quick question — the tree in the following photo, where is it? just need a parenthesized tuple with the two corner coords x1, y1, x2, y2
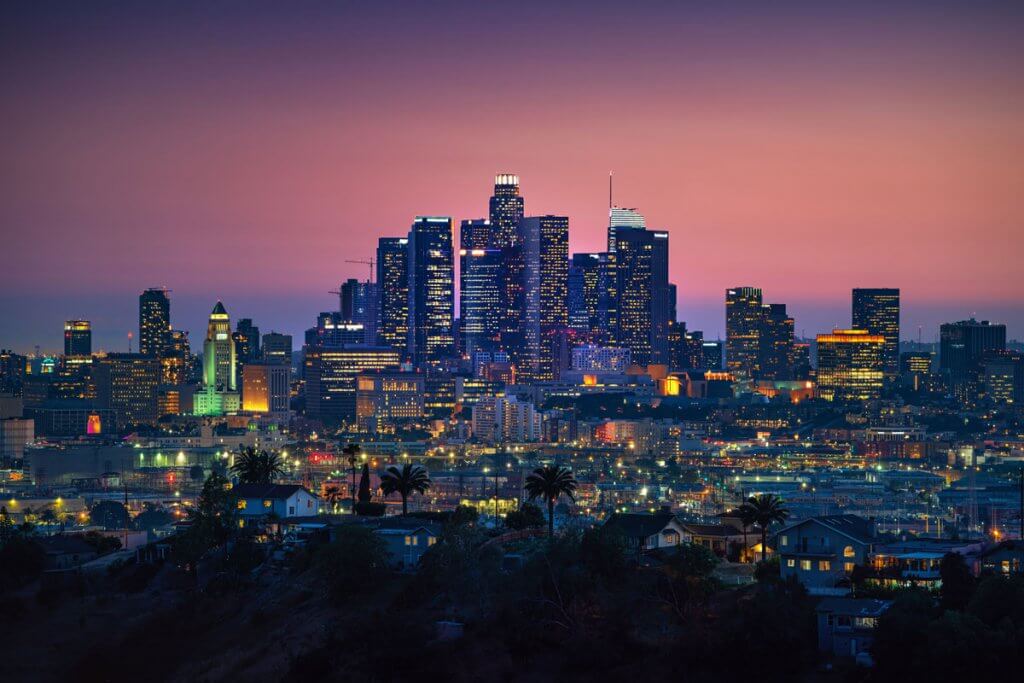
(316, 525, 387, 602)
(736, 504, 757, 563)
(524, 465, 577, 539)
(738, 493, 789, 562)
(323, 485, 344, 514)
(230, 447, 285, 484)
(380, 463, 430, 515)
(504, 502, 546, 531)
(173, 473, 236, 579)
(357, 462, 372, 504)
(90, 500, 129, 529)
(939, 551, 974, 611)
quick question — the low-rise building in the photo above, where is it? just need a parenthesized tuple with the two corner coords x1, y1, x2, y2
(234, 484, 318, 519)
(777, 515, 877, 595)
(816, 598, 891, 661)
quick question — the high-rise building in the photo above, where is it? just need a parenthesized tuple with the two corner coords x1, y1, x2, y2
(203, 301, 237, 391)
(607, 207, 646, 254)
(940, 319, 1007, 400)
(984, 351, 1024, 404)
(852, 288, 900, 377)
(262, 332, 293, 366)
(725, 287, 763, 379)
(138, 288, 171, 357)
(304, 345, 402, 424)
(614, 227, 670, 366)
(407, 216, 454, 365)
(93, 353, 161, 428)
(313, 312, 366, 347)
(702, 340, 724, 371)
(571, 345, 632, 372)
(355, 370, 425, 432)
(242, 363, 291, 416)
(63, 320, 92, 357)
(517, 215, 569, 381)
(759, 304, 795, 380)
(459, 219, 503, 358)
(233, 318, 261, 364)
(900, 351, 934, 394)
(816, 329, 886, 402)
(339, 278, 379, 344)
(488, 175, 525, 355)
(376, 236, 409, 352)
(568, 252, 617, 341)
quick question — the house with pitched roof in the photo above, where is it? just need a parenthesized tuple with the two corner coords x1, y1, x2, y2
(234, 484, 319, 520)
(602, 509, 691, 559)
(776, 515, 877, 595)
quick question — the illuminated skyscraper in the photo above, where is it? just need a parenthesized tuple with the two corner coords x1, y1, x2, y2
(376, 236, 409, 352)
(816, 329, 886, 402)
(459, 219, 502, 358)
(614, 227, 670, 366)
(138, 288, 171, 357)
(203, 301, 237, 391)
(242, 363, 290, 416)
(340, 278, 379, 344)
(261, 332, 293, 366)
(488, 175, 525, 354)
(407, 216, 454, 365)
(984, 351, 1024, 404)
(304, 344, 402, 424)
(759, 303, 795, 380)
(517, 215, 569, 381)
(607, 207, 646, 254)
(93, 353, 161, 429)
(568, 252, 617, 340)
(852, 288, 900, 377)
(233, 318, 261, 364)
(940, 318, 1006, 401)
(63, 320, 92, 357)
(725, 287, 763, 379)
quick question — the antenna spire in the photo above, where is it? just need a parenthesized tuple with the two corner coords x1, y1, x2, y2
(608, 171, 613, 210)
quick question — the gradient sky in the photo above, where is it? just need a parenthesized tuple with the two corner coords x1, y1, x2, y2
(2, 1, 1022, 353)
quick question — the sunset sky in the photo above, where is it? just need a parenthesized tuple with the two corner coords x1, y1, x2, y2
(2, 1, 1022, 353)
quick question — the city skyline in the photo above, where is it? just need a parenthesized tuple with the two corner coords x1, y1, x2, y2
(3, 1, 1023, 351)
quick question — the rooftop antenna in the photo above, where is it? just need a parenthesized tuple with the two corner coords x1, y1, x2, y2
(608, 171, 613, 210)
(127, 332, 133, 353)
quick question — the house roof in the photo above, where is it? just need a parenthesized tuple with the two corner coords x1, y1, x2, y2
(233, 484, 313, 500)
(603, 511, 678, 538)
(681, 523, 742, 538)
(816, 598, 892, 617)
(778, 515, 875, 545)
(36, 535, 97, 555)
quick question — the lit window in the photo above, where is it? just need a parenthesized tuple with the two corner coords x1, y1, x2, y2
(843, 546, 855, 558)
(428, 537, 437, 546)
(404, 536, 412, 546)
(787, 559, 795, 568)
(819, 560, 831, 571)
(263, 500, 272, 508)
(844, 562, 855, 573)
(780, 535, 788, 547)
(800, 560, 812, 571)
(237, 500, 247, 510)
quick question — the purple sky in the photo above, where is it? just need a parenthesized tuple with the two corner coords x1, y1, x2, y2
(2, 1, 1022, 353)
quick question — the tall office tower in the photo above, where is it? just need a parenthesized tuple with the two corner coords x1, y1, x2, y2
(725, 287, 763, 379)
(93, 353, 161, 429)
(242, 364, 291, 416)
(940, 319, 1007, 401)
(816, 329, 886, 402)
(852, 288, 900, 377)
(984, 351, 1024, 404)
(459, 219, 503, 358)
(376, 236, 409, 352)
(517, 215, 569, 381)
(614, 227, 670, 366)
(702, 340, 724, 371)
(668, 322, 706, 371)
(340, 278, 379, 344)
(668, 283, 678, 324)
(567, 253, 618, 340)
(759, 304, 795, 380)
(63, 320, 92, 357)
(202, 301, 237, 391)
(233, 318, 261, 364)
(262, 332, 293, 366)
(138, 288, 171, 357)
(0, 349, 27, 394)
(313, 312, 365, 346)
(355, 370, 426, 432)
(303, 344, 401, 425)
(607, 207, 646, 254)
(900, 351, 934, 393)
(791, 341, 812, 380)
(407, 216, 454, 365)
(488, 175, 525, 353)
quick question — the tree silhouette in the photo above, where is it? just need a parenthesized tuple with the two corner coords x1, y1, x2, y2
(738, 494, 790, 562)
(230, 447, 285, 484)
(524, 465, 577, 538)
(380, 464, 430, 515)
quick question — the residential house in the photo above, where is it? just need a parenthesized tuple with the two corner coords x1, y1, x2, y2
(36, 535, 98, 570)
(870, 538, 985, 588)
(816, 598, 891, 662)
(373, 524, 439, 571)
(680, 523, 749, 559)
(602, 510, 691, 559)
(234, 484, 319, 520)
(979, 540, 1024, 575)
(777, 515, 877, 595)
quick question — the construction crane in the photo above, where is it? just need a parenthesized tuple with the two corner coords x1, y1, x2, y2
(346, 259, 375, 283)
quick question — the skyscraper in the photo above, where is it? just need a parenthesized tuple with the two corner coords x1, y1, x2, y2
(93, 353, 161, 429)
(459, 219, 502, 358)
(488, 175, 525, 354)
(261, 332, 293, 366)
(233, 318, 261, 364)
(407, 216, 454, 365)
(816, 329, 886, 402)
(138, 288, 171, 357)
(940, 319, 1006, 400)
(607, 207, 646, 254)
(852, 288, 900, 377)
(725, 287, 763, 379)
(568, 252, 617, 341)
(518, 215, 569, 381)
(304, 344, 402, 425)
(63, 320, 91, 357)
(615, 227, 670, 366)
(340, 278, 379, 344)
(203, 301, 237, 391)
(376, 236, 409, 352)
(759, 303, 795, 380)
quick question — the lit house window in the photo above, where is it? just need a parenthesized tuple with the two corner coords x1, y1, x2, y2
(237, 500, 247, 510)
(263, 500, 272, 508)
(404, 535, 419, 546)
(787, 559, 795, 568)
(428, 537, 437, 546)
(780, 535, 788, 547)
(843, 546, 855, 558)
(844, 562, 855, 573)
(800, 560, 812, 571)
(819, 560, 831, 571)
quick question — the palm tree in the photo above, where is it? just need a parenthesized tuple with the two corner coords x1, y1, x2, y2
(738, 493, 790, 562)
(323, 485, 344, 514)
(380, 463, 430, 515)
(736, 505, 757, 563)
(524, 465, 577, 539)
(342, 443, 361, 502)
(230, 447, 286, 484)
